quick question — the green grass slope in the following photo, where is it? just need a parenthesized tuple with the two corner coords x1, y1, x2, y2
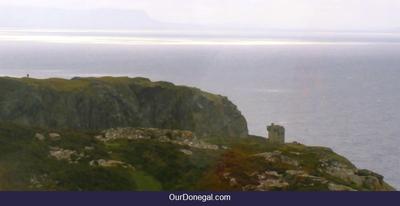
(0, 123, 393, 191)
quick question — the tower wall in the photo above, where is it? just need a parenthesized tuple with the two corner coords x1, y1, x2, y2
(267, 123, 285, 144)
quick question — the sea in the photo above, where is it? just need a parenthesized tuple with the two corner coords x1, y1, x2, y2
(0, 30, 399, 189)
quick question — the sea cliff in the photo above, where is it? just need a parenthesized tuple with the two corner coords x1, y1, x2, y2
(0, 77, 394, 191)
(0, 77, 248, 137)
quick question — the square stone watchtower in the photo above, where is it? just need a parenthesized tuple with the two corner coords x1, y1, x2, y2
(267, 123, 285, 144)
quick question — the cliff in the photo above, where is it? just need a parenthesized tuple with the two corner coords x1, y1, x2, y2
(0, 77, 248, 138)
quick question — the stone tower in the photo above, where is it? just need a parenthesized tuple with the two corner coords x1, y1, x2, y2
(267, 123, 285, 144)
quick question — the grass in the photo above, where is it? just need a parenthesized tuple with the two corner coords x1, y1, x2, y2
(17, 78, 91, 92)
(0, 122, 388, 191)
(130, 171, 162, 191)
(3, 76, 226, 104)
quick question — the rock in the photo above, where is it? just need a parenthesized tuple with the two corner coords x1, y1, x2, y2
(263, 171, 280, 178)
(321, 160, 364, 187)
(221, 146, 229, 150)
(220, 143, 395, 191)
(328, 183, 357, 191)
(280, 155, 299, 167)
(29, 174, 55, 189)
(30, 176, 43, 189)
(48, 133, 61, 141)
(49, 147, 78, 163)
(90, 159, 135, 170)
(298, 174, 329, 185)
(94, 135, 104, 141)
(254, 151, 282, 162)
(317, 159, 394, 191)
(35, 133, 45, 141)
(356, 169, 384, 183)
(255, 151, 299, 167)
(229, 178, 238, 187)
(363, 176, 382, 190)
(49, 147, 85, 164)
(285, 170, 307, 176)
(180, 149, 193, 155)
(253, 179, 289, 191)
(241, 169, 289, 191)
(98, 127, 219, 150)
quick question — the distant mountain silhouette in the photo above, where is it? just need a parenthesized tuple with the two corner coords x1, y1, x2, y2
(0, 6, 192, 30)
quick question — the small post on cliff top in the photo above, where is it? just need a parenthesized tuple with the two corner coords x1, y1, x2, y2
(267, 123, 285, 144)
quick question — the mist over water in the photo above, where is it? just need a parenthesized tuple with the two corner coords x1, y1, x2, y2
(1, 40, 400, 189)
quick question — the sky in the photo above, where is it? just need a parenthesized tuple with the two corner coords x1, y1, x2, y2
(0, 0, 399, 32)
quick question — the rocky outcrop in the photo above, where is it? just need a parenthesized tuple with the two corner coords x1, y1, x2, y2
(97, 127, 220, 150)
(49, 147, 85, 163)
(210, 143, 395, 191)
(0, 77, 248, 138)
(89, 159, 135, 170)
(0, 123, 394, 191)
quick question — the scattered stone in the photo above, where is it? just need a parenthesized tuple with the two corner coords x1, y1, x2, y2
(254, 151, 299, 167)
(289, 151, 301, 156)
(94, 135, 104, 141)
(221, 172, 238, 187)
(241, 169, 289, 191)
(223, 172, 231, 178)
(363, 176, 382, 190)
(259, 179, 289, 190)
(286, 170, 307, 176)
(321, 160, 363, 187)
(255, 171, 282, 181)
(263, 171, 281, 178)
(30, 176, 43, 189)
(298, 174, 329, 185)
(97, 127, 219, 150)
(318, 159, 394, 190)
(30, 174, 54, 189)
(49, 147, 84, 163)
(180, 149, 193, 155)
(229, 178, 238, 187)
(90, 159, 135, 170)
(328, 183, 357, 191)
(35, 133, 45, 141)
(48, 133, 61, 141)
(243, 178, 289, 191)
(356, 169, 384, 183)
(49, 147, 75, 161)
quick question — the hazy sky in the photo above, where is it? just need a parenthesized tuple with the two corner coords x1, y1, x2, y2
(0, 0, 399, 31)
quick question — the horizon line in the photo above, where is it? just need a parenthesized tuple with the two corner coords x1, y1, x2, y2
(1, 33, 399, 46)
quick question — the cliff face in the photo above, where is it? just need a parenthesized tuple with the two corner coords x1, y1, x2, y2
(0, 77, 248, 138)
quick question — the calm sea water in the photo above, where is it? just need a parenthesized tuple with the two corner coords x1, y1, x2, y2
(1, 41, 400, 188)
